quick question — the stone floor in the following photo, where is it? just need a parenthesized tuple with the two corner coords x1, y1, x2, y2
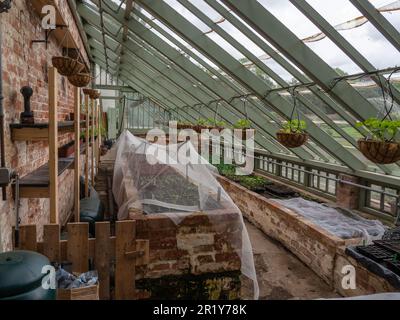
(243, 220, 340, 300)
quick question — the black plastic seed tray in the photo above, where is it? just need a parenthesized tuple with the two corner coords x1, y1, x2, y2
(356, 245, 395, 262)
(374, 240, 400, 255)
(384, 259, 400, 276)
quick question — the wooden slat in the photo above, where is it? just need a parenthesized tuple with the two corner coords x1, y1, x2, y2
(95, 222, 110, 300)
(115, 220, 136, 300)
(67, 223, 89, 274)
(85, 94, 90, 197)
(49, 66, 59, 224)
(74, 87, 81, 222)
(43, 224, 60, 262)
(135, 240, 150, 266)
(91, 98, 95, 185)
(19, 225, 37, 251)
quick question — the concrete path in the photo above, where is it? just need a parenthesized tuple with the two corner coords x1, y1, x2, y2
(244, 220, 340, 300)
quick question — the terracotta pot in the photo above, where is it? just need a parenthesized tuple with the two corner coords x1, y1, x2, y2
(358, 139, 400, 164)
(52, 56, 84, 77)
(277, 132, 308, 148)
(68, 73, 91, 87)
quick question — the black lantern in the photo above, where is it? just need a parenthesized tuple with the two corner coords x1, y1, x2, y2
(0, 0, 11, 13)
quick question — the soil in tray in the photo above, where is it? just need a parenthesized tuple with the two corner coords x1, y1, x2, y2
(356, 245, 395, 262)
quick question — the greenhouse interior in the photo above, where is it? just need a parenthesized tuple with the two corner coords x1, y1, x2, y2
(0, 0, 400, 301)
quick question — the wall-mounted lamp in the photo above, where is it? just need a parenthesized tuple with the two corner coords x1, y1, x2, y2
(0, 0, 12, 13)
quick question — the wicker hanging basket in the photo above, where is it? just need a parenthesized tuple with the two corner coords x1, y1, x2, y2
(277, 132, 308, 148)
(52, 56, 84, 77)
(90, 91, 101, 100)
(67, 73, 91, 88)
(82, 89, 100, 100)
(358, 139, 400, 164)
(234, 129, 255, 141)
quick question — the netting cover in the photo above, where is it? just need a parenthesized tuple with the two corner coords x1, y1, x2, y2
(113, 131, 259, 299)
(272, 198, 386, 241)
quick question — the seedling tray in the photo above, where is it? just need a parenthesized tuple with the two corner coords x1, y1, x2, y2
(384, 259, 400, 276)
(356, 245, 395, 262)
(374, 240, 400, 255)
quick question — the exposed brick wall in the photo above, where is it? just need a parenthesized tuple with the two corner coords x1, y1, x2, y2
(0, 1, 87, 251)
(218, 175, 398, 296)
(132, 211, 243, 299)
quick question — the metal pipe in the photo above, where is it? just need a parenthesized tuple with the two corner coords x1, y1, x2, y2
(13, 173, 20, 248)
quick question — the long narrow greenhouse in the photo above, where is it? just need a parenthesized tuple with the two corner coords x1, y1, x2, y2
(0, 0, 400, 302)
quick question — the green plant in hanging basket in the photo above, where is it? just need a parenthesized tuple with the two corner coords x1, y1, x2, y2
(356, 117, 400, 164)
(233, 119, 253, 140)
(207, 118, 226, 130)
(277, 120, 308, 148)
(233, 119, 251, 130)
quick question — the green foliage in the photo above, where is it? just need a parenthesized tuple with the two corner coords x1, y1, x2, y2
(215, 162, 271, 191)
(233, 119, 251, 130)
(238, 176, 270, 191)
(196, 118, 208, 126)
(281, 120, 307, 134)
(356, 117, 400, 142)
(207, 118, 226, 128)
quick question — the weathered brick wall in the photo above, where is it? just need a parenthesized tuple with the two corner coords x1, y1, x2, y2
(218, 175, 398, 296)
(0, 1, 87, 251)
(131, 210, 243, 299)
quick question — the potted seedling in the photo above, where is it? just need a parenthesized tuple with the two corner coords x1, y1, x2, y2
(193, 118, 209, 133)
(356, 118, 400, 164)
(277, 119, 308, 148)
(233, 119, 253, 140)
(207, 118, 226, 131)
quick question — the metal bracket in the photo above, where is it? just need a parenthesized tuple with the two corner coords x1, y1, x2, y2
(31, 24, 68, 49)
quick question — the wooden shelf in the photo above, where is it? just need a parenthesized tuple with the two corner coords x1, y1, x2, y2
(18, 159, 74, 198)
(10, 121, 86, 141)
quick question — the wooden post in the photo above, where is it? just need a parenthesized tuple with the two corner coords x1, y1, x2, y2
(91, 98, 95, 184)
(85, 95, 90, 197)
(96, 103, 101, 174)
(43, 224, 60, 263)
(49, 67, 59, 224)
(67, 223, 89, 274)
(95, 222, 110, 300)
(74, 87, 81, 222)
(115, 221, 136, 300)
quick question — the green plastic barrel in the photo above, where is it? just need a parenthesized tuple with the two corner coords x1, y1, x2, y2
(0, 251, 56, 300)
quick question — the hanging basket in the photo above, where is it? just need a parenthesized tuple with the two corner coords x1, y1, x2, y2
(358, 139, 400, 164)
(277, 132, 308, 148)
(67, 73, 91, 88)
(234, 129, 255, 141)
(52, 56, 84, 77)
(90, 91, 101, 100)
(82, 89, 100, 100)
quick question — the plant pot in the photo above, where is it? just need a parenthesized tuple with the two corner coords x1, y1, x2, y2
(68, 73, 91, 87)
(58, 141, 75, 158)
(82, 89, 100, 99)
(52, 56, 84, 77)
(358, 139, 400, 164)
(277, 132, 308, 148)
(234, 129, 255, 141)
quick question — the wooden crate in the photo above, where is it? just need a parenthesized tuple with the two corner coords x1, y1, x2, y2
(57, 284, 99, 300)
